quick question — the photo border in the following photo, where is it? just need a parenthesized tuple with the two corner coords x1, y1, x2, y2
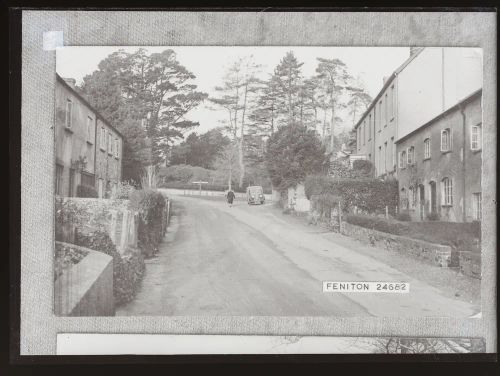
(9, 6, 497, 362)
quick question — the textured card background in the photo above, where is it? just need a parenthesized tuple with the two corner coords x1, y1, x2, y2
(20, 11, 497, 355)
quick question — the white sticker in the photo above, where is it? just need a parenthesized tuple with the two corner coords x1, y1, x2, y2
(43, 31, 63, 51)
(323, 281, 409, 293)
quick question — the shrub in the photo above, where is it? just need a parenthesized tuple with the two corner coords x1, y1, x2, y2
(352, 160, 374, 178)
(426, 211, 440, 221)
(160, 181, 250, 193)
(346, 214, 407, 235)
(305, 174, 399, 215)
(75, 230, 145, 306)
(129, 189, 167, 257)
(110, 181, 137, 199)
(54, 242, 88, 281)
(76, 184, 98, 198)
(311, 193, 343, 218)
(345, 214, 481, 253)
(265, 123, 328, 191)
(158, 164, 213, 184)
(395, 211, 412, 221)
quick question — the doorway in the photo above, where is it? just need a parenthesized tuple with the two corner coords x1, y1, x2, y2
(429, 181, 437, 215)
(68, 168, 75, 197)
(419, 184, 425, 220)
(98, 178, 104, 198)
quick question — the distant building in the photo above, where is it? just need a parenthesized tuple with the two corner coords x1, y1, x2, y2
(353, 47, 482, 178)
(396, 89, 482, 222)
(55, 74, 123, 198)
(332, 143, 367, 170)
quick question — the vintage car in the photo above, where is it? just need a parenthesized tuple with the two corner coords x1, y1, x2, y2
(246, 185, 265, 205)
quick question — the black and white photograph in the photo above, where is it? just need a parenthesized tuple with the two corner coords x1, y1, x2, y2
(15, 10, 496, 357)
(54, 46, 483, 318)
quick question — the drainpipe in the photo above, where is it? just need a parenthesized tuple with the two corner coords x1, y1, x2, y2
(460, 104, 467, 222)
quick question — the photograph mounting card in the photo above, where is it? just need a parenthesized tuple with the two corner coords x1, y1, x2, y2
(17, 10, 496, 356)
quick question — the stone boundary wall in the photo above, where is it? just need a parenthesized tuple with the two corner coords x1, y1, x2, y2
(341, 222, 457, 268)
(54, 242, 114, 316)
(56, 197, 139, 255)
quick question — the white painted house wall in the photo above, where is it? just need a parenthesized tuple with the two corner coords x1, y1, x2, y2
(397, 47, 482, 141)
(288, 184, 311, 212)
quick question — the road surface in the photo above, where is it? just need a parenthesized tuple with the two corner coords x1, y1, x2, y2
(117, 195, 477, 317)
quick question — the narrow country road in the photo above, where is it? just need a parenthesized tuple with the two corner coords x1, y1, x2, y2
(117, 194, 477, 317)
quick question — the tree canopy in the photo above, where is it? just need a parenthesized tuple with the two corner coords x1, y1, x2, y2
(265, 122, 328, 190)
(80, 48, 207, 181)
(169, 128, 230, 169)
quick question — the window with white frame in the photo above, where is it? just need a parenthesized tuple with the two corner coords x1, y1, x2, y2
(108, 131, 113, 155)
(472, 192, 482, 221)
(399, 151, 407, 169)
(391, 137, 396, 169)
(368, 114, 372, 140)
(379, 101, 383, 129)
(424, 138, 431, 159)
(441, 128, 452, 152)
(383, 142, 387, 173)
(384, 93, 388, 126)
(407, 146, 414, 165)
(363, 122, 366, 145)
(99, 127, 106, 150)
(87, 116, 93, 143)
(442, 177, 453, 206)
(65, 99, 73, 128)
(378, 146, 382, 173)
(471, 124, 482, 151)
(357, 127, 361, 150)
(390, 85, 395, 119)
(114, 138, 119, 158)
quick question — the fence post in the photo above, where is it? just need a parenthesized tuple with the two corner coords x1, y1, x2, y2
(385, 205, 389, 219)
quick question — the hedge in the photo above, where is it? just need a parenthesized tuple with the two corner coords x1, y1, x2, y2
(305, 174, 399, 215)
(128, 189, 167, 257)
(345, 214, 481, 253)
(54, 242, 88, 281)
(75, 230, 145, 306)
(329, 159, 374, 179)
(76, 184, 98, 198)
(160, 181, 273, 194)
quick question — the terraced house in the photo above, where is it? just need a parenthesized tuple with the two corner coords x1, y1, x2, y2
(55, 74, 123, 198)
(353, 47, 482, 179)
(396, 89, 482, 223)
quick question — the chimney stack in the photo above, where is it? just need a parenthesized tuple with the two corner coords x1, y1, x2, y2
(63, 77, 76, 89)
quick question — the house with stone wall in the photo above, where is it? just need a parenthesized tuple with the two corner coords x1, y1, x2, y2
(395, 89, 482, 222)
(55, 74, 123, 198)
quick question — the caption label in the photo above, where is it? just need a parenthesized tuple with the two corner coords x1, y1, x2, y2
(323, 282, 409, 293)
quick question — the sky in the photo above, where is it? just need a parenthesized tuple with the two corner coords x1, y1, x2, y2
(56, 46, 410, 135)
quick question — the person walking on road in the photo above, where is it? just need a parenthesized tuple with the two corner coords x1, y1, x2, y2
(226, 189, 235, 207)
